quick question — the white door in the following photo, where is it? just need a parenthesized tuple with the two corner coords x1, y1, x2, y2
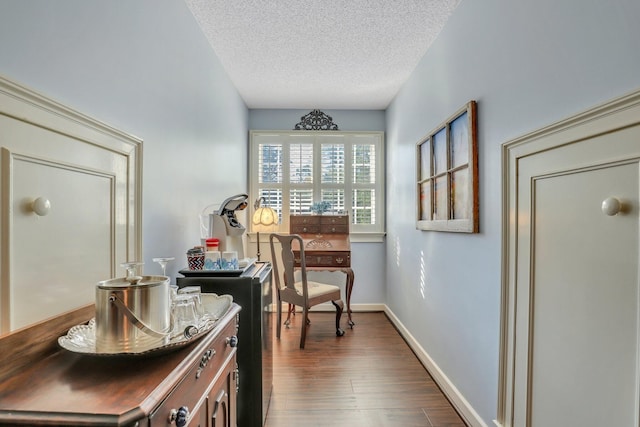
(500, 91, 640, 427)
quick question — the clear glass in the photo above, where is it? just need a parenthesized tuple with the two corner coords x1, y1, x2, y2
(452, 168, 470, 219)
(171, 294, 199, 337)
(420, 181, 431, 221)
(450, 112, 469, 169)
(353, 144, 375, 184)
(433, 128, 447, 175)
(289, 143, 313, 183)
(178, 286, 204, 320)
(321, 143, 345, 184)
(152, 257, 175, 276)
(352, 189, 375, 224)
(120, 262, 144, 281)
(434, 176, 448, 220)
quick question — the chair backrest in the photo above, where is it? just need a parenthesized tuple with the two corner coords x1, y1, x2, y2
(269, 233, 309, 302)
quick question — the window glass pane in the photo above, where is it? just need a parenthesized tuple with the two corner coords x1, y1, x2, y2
(433, 129, 447, 175)
(420, 181, 431, 220)
(321, 144, 344, 184)
(258, 144, 282, 184)
(434, 176, 448, 220)
(451, 112, 469, 169)
(257, 188, 283, 225)
(420, 140, 431, 179)
(290, 143, 313, 184)
(352, 189, 375, 224)
(289, 189, 313, 214)
(353, 144, 375, 184)
(321, 189, 344, 214)
(452, 168, 469, 220)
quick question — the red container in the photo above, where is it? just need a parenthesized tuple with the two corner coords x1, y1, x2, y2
(205, 238, 220, 251)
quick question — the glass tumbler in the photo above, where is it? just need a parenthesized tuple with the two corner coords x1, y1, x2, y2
(178, 286, 204, 320)
(171, 294, 199, 337)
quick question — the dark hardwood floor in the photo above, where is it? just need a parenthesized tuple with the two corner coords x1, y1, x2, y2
(264, 311, 467, 427)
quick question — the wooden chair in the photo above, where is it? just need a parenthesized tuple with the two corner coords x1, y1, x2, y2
(269, 233, 345, 349)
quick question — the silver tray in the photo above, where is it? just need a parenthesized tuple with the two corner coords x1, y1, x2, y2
(58, 294, 233, 357)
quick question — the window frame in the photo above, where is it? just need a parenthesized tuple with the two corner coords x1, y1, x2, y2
(249, 130, 385, 242)
(416, 100, 478, 233)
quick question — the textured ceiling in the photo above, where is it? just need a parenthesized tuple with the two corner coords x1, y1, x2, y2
(184, 0, 460, 110)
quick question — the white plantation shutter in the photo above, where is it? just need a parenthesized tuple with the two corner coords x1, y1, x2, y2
(250, 130, 384, 239)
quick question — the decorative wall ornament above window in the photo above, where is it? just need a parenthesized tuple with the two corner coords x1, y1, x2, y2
(294, 109, 339, 131)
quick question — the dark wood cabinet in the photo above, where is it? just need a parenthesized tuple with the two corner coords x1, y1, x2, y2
(0, 303, 241, 427)
(177, 262, 273, 427)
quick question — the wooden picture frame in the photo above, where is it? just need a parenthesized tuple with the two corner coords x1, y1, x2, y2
(416, 100, 478, 233)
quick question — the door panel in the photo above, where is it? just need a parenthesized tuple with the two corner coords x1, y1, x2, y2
(10, 153, 115, 330)
(529, 162, 639, 426)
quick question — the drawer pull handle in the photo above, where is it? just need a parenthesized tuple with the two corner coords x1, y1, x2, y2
(169, 406, 189, 427)
(226, 335, 238, 348)
(336, 257, 344, 264)
(196, 349, 216, 378)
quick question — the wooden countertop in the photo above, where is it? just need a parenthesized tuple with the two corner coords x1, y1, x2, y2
(0, 303, 240, 426)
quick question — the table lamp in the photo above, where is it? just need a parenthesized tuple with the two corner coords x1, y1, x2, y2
(252, 197, 278, 261)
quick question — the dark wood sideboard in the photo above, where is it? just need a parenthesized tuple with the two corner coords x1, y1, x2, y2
(0, 303, 241, 427)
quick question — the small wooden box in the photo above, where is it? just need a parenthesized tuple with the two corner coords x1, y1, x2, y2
(290, 215, 351, 268)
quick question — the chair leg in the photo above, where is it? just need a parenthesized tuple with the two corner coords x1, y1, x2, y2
(276, 300, 282, 339)
(284, 303, 293, 328)
(299, 306, 309, 349)
(332, 299, 345, 337)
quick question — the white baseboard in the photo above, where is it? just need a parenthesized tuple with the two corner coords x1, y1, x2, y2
(384, 306, 489, 427)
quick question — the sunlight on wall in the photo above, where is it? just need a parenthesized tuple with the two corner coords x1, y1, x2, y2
(394, 235, 401, 268)
(420, 250, 426, 299)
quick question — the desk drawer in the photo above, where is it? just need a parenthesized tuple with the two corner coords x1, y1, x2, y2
(319, 215, 349, 226)
(290, 215, 319, 234)
(295, 251, 351, 267)
(290, 224, 321, 234)
(319, 223, 349, 234)
(290, 215, 349, 234)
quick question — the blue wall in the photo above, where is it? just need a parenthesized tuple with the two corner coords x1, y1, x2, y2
(0, 0, 249, 279)
(386, 0, 640, 423)
(249, 109, 385, 131)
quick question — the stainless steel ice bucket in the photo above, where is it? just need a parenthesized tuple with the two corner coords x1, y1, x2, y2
(95, 275, 171, 353)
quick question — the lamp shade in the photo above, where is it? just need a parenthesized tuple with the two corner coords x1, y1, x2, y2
(252, 206, 278, 231)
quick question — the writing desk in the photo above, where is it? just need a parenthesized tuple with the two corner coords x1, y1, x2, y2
(290, 215, 355, 327)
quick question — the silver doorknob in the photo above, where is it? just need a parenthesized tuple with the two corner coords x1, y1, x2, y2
(31, 197, 51, 216)
(601, 197, 621, 216)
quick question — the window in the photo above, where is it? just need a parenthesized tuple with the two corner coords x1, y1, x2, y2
(249, 130, 385, 241)
(416, 101, 478, 233)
